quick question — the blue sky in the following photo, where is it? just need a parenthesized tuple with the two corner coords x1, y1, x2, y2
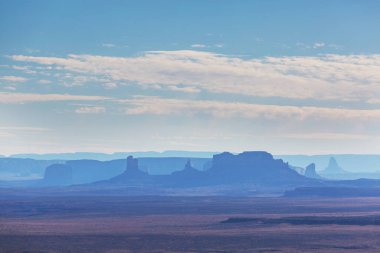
(0, 0, 380, 155)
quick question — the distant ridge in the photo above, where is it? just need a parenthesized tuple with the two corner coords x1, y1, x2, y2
(4, 153, 380, 173)
(7, 151, 216, 160)
(91, 151, 315, 188)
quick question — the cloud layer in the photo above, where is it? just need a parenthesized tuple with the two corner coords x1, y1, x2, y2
(0, 75, 28, 82)
(10, 51, 380, 103)
(0, 92, 108, 103)
(120, 96, 380, 121)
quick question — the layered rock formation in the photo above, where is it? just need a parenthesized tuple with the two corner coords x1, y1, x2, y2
(93, 151, 313, 188)
(200, 151, 311, 187)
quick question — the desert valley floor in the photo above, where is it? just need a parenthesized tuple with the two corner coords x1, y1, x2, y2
(2, 195, 380, 252)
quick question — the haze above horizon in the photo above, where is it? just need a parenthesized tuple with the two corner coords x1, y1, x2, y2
(1, 0, 380, 155)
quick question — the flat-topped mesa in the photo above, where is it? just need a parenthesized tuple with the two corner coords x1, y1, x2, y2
(211, 151, 279, 172)
(43, 164, 73, 186)
(207, 151, 305, 184)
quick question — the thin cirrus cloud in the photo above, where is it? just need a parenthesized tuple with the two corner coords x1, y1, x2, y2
(75, 106, 106, 114)
(0, 92, 109, 104)
(10, 50, 380, 103)
(0, 75, 28, 82)
(119, 96, 380, 121)
(191, 44, 207, 48)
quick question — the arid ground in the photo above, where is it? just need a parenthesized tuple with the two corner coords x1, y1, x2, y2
(2, 195, 380, 252)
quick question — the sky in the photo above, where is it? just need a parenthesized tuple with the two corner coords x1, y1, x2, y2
(0, 0, 380, 155)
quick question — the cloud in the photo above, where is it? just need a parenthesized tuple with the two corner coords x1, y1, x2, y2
(0, 76, 28, 82)
(103, 82, 118, 89)
(9, 51, 380, 103)
(38, 79, 52, 84)
(75, 106, 106, 114)
(0, 126, 50, 140)
(102, 43, 116, 48)
(167, 85, 200, 93)
(281, 132, 379, 140)
(0, 92, 109, 104)
(0, 126, 50, 132)
(313, 42, 325, 49)
(119, 96, 380, 121)
(3, 86, 16, 91)
(191, 44, 206, 48)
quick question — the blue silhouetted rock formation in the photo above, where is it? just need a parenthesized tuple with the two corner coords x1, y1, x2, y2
(92, 151, 314, 188)
(167, 159, 204, 186)
(43, 164, 73, 186)
(320, 157, 348, 177)
(105, 156, 150, 185)
(304, 163, 322, 179)
(205, 151, 309, 186)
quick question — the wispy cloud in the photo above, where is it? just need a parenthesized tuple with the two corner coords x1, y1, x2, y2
(0, 75, 28, 82)
(75, 106, 106, 114)
(101, 43, 116, 48)
(9, 51, 380, 103)
(191, 44, 206, 48)
(313, 42, 325, 49)
(0, 126, 51, 140)
(0, 92, 109, 104)
(0, 126, 50, 132)
(37, 79, 52, 84)
(119, 96, 380, 121)
(281, 132, 379, 140)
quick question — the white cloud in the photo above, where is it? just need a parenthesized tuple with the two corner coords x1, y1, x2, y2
(3, 86, 16, 91)
(75, 106, 106, 114)
(0, 126, 50, 132)
(12, 65, 30, 71)
(103, 82, 118, 89)
(119, 96, 380, 121)
(0, 76, 28, 82)
(167, 85, 200, 93)
(0, 126, 50, 140)
(313, 42, 325, 49)
(9, 51, 380, 103)
(102, 43, 116, 48)
(0, 92, 109, 104)
(38, 79, 52, 84)
(191, 44, 206, 48)
(281, 132, 379, 140)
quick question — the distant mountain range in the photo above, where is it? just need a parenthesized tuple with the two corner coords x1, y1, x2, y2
(76, 151, 316, 190)
(2, 151, 380, 197)
(2, 152, 380, 182)
(276, 154, 380, 173)
(3, 152, 380, 173)
(0, 157, 210, 183)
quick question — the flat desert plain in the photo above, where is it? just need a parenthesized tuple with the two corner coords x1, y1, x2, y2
(2, 196, 380, 252)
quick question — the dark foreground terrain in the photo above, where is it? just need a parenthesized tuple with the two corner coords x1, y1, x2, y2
(2, 195, 380, 252)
